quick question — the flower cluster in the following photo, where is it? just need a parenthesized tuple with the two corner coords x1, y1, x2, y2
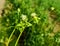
(31, 13, 40, 24)
(21, 14, 27, 21)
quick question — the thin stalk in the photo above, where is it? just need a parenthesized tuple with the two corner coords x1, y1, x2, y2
(5, 43, 8, 46)
(7, 28, 16, 46)
(15, 31, 23, 46)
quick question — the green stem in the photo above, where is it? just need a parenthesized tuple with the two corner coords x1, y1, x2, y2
(7, 29, 15, 46)
(15, 31, 23, 46)
(6, 43, 8, 46)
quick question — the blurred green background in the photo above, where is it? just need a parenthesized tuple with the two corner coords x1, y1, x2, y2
(0, 0, 60, 46)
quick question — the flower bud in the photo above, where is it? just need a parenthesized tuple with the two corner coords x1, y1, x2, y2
(51, 7, 55, 10)
(17, 8, 20, 12)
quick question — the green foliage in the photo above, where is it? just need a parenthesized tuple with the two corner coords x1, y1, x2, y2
(0, 0, 60, 46)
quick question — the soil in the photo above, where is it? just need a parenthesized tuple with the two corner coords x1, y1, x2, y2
(49, 11, 60, 36)
(0, 0, 5, 15)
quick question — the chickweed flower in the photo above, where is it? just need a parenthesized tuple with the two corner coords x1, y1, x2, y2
(51, 7, 55, 10)
(31, 13, 40, 24)
(31, 13, 37, 17)
(21, 14, 27, 21)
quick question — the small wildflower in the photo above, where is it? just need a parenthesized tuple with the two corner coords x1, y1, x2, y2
(51, 7, 55, 10)
(21, 14, 27, 21)
(31, 13, 40, 24)
(31, 13, 37, 17)
(17, 8, 20, 12)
